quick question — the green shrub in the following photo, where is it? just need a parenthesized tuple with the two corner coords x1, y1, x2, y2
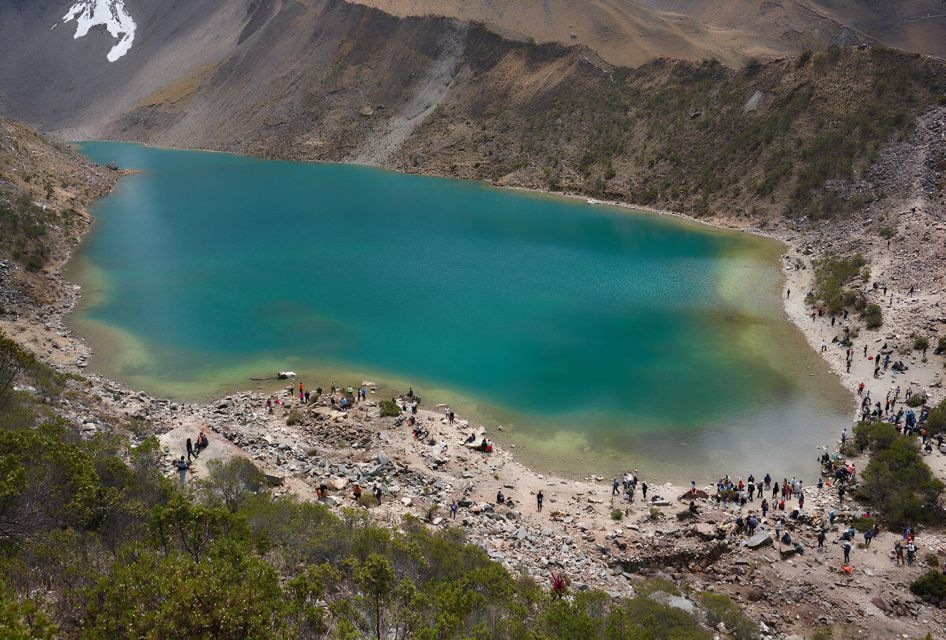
(925, 552, 941, 568)
(862, 304, 883, 329)
(852, 420, 899, 452)
(286, 408, 304, 425)
(914, 336, 930, 353)
(910, 571, 946, 605)
(906, 394, 925, 408)
(378, 399, 401, 417)
(851, 516, 877, 533)
(927, 400, 946, 435)
(813, 254, 866, 313)
(634, 578, 681, 597)
(857, 434, 944, 528)
(697, 592, 761, 640)
(611, 509, 623, 521)
(810, 627, 834, 640)
(0, 581, 57, 639)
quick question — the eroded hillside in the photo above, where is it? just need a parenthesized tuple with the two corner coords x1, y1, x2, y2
(353, 0, 946, 67)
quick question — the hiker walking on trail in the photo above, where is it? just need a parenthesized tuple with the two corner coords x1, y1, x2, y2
(843, 541, 852, 565)
(186, 437, 195, 462)
(536, 490, 544, 512)
(641, 482, 648, 500)
(175, 456, 188, 486)
(817, 529, 826, 550)
(895, 540, 904, 566)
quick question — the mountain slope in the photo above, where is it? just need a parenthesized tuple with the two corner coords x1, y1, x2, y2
(0, 0, 943, 227)
(352, 0, 946, 67)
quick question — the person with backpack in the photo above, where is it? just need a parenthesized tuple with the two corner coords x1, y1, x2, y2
(174, 456, 188, 486)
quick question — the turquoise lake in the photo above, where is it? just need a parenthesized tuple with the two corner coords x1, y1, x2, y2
(70, 142, 851, 480)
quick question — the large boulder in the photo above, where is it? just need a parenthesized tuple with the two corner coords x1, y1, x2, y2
(747, 531, 773, 549)
(692, 523, 719, 540)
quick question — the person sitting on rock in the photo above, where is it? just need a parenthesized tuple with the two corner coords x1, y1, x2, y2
(688, 501, 699, 515)
(496, 490, 505, 505)
(352, 484, 362, 500)
(317, 483, 328, 500)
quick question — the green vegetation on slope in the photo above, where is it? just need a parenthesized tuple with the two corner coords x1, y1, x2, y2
(0, 333, 736, 639)
(409, 44, 946, 221)
(850, 421, 944, 528)
(0, 192, 58, 271)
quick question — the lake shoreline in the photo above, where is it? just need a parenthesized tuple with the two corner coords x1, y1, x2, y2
(63, 142, 855, 482)
(3, 139, 944, 638)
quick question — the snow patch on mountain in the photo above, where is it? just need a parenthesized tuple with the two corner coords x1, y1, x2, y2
(62, 0, 136, 62)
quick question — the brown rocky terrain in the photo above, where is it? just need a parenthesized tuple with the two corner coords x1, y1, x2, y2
(353, 0, 946, 67)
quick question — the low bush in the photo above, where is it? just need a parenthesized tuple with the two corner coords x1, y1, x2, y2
(855, 423, 944, 528)
(697, 592, 761, 640)
(906, 394, 926, 408)
(927, 399, 946, 435)
(611, 509, 623, 521)
(914, 336, 930, 354)
(378, 399, 401, 417)
(910, 571, 946, 605)
(813, 254, 866, 313)
(285, 408, 304, 425)
(851, 516, 877, 533)
(862, 303, 883, 329)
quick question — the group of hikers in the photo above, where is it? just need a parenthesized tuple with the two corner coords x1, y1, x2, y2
(611, 472, 649, 503)
(265, 380, 371, 414)
(174, 431, 210, 485)
(688, 459, 940, 576)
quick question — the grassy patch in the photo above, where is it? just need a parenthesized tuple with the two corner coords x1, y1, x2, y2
(813, 254, 866, 313)
(378, 399, 401, 417)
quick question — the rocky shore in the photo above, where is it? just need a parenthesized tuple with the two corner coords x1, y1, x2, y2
(2, 111, 946, 637)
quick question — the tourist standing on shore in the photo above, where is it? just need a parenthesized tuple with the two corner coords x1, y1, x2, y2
(536, 490, 544, 512)
(175, 456, 188, 486)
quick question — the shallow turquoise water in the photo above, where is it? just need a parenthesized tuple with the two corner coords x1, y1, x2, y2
(70, 142, 850, 480)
